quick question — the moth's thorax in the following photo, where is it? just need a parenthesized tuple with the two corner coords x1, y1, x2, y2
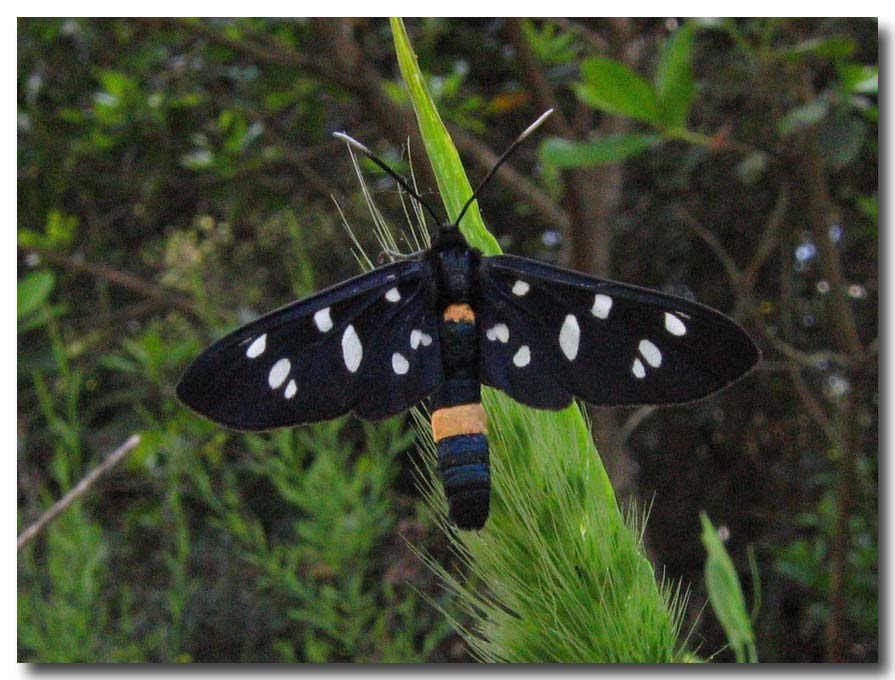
(434, 246, 479, 306)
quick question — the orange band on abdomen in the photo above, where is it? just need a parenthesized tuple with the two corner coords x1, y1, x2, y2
(431, 403, 487, 442)
(443, 303, 475, 323)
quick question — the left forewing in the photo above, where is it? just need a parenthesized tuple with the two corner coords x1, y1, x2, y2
(177, 259, 443, 430)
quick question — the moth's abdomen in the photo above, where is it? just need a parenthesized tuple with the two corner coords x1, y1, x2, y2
(432, 405, 490, 530)
(432, 302, 490, 530)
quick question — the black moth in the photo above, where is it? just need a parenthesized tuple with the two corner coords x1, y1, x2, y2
(177, 111, 760, 530)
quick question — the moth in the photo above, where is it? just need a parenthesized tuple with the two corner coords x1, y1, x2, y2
(177, 111, 759, 530)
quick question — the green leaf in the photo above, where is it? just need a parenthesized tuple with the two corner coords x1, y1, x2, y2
(18, 270, 56, 320)
(576, 57, 660, 124)
(700, 512, 758, 663)
(781, 36, 856, 61)
(97, 69, 137, 99)
(656, 23, 696, 128)
(777, 99, 829, 137)
(837, 63, 878, 94)
(521, 19, 578, 66)
(734, 151, 770, 185)
(818, 112, 867, 168)
(539, 134, 660, 168)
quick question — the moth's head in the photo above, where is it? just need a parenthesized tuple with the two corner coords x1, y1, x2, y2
(432, 221, 466, 250)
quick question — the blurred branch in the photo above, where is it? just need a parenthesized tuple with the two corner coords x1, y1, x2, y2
(677, 206, 744, 288)
(20, 245, 199, 318)
(787, 365, 838, 445)
(789, 68, 867, 662)
(613, 406, 657, 450)
(553, 18, 610, 54)
(677, 201, 846, 371)
(450, 126, 570, 232)
(17, 435, 141, 551)
(740, 187, 789, 296)
(791, 69, 866, 662)
(506, 19, 575, 138)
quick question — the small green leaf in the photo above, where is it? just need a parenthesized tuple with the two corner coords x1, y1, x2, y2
(521, 19, 578, 66)
(734, 151, 770, 185)
(777, 99, 829, 137)
(656, 23, 696, 129)
(838, 63, 878, 94)
(700, 512, 758, 663)
(576, 57, 660, 124)
(96, 69, 137, 99)
(781, 36, 856, 61)
(539, 134, 660, 168)
(18, 270, 55, 320)
(818, 112, 867, 168)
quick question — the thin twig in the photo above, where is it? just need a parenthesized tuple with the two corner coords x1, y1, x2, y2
(451, 126, 571, 233)
(787, 364, 839, 445)
(676, 205, 743, 288)
(17, 435, 141, 551)
(614, 406, 657, 450)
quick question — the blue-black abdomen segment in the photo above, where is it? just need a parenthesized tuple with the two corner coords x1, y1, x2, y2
(437, 433, 490, 530)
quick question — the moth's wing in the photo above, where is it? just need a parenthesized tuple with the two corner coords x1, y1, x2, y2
(176, 259, 443, 430)
(477, 255, 760, 407)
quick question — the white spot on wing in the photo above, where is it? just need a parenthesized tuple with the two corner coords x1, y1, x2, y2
(512, 280, 530, 296)
(392, 352, 409, 375)
(410, 329, 433, 349)
(513, 345, 531, 368)
(486, 323, 509, 343)
(632, 358, 646, 379)
(592, 294, 613, 319)
(268, 358, 291, 389)
(284, 379, 297, 399)
(665, 312, 687, 336)
(314, 307, 333, 332)
(246, 334, 266, 358)
(385, 287, 401, 303)
(342, 324, 362, 373)
(559, 314, 580, 361)
(638, 339, 662, 368)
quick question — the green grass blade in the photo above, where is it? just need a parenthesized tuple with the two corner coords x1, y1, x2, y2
(700, 512, 758, 663)
(392, 17, 684, 663)
(390, 17, 500, 256)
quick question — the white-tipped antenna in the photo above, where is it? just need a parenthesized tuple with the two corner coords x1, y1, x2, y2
(332, 131, 373, 156)
(333, 131, 442, 225)
(517, 108, 554, 142)
(453, 109, 554, 228)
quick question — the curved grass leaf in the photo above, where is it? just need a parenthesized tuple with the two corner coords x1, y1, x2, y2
(392, 17, 684, 663)
(391, 18, 499, 256)
(700, 512, 758, 663)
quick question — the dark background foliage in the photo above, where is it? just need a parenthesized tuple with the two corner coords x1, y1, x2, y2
(18, 18, 877, 662)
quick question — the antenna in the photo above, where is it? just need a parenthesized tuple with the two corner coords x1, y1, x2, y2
(453, 109, 554, 228)
(333, 132, 443, 225)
